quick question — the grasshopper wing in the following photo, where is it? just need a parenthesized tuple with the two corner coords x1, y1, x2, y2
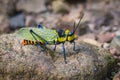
(17, 27, 58, 44)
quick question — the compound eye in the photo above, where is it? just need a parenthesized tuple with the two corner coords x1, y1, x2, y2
(68, 32, 73, 36)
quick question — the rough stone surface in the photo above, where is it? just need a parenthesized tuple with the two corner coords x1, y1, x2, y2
(0, 33, 114, 80)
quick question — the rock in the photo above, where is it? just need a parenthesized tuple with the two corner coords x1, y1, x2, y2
(0, 0, 16, 15)
(111, 36, 120, 51)
(0, 15, 10, 34)
(113, 71, 120, 80)
(10, 13, 25, 28)
(0, 33, 114, 80)
(101, 43, 110, 49)
(52, 0, 69, 14)
(82, 38, 101, 47)
(79, 33, 96, 41)
(17, 0, 47, 13)
(97, 32, 115, 43)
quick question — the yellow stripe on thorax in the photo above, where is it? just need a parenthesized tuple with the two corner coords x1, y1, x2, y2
(55, 37, 66, 43)
(67, 35, 76, 41)
(54, 35, 76, 43)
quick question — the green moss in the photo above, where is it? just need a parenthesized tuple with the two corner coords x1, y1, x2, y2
(105, 55, 115, 66)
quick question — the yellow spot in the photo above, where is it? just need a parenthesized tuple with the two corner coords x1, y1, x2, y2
(65, 29, 70, 35)
(55, 38, 58, 42)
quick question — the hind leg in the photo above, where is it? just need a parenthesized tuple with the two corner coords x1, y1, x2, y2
(73, 40, 80, 51)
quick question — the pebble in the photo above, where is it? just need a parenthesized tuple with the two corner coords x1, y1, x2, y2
(79, 33, 96, 41)
(97, 32, 115, 42)
(52, 0, 69, 13)
(101, 43, 110, 49)
(83, 38, 101, 47)
(117, 63, 120, 66)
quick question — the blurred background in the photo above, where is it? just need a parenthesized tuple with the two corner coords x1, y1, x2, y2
(0, 0, 120, 36)
(0, 0, 120, 79)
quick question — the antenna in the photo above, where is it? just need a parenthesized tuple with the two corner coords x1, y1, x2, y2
(73, 21, 76, 32)
(73, 13, 84, 34)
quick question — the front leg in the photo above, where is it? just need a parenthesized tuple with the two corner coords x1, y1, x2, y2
(53, 44, 57, 51)
(62, 43, 67, 64)
(73, 40, 80, 51)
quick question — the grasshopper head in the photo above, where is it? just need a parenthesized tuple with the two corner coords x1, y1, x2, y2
(65, 29, 75, 42)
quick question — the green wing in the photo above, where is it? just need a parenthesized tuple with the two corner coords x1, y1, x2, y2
(17, 27, 58, 44)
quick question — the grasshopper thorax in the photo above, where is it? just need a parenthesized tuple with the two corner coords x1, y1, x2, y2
(56, 29, 65, 37)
